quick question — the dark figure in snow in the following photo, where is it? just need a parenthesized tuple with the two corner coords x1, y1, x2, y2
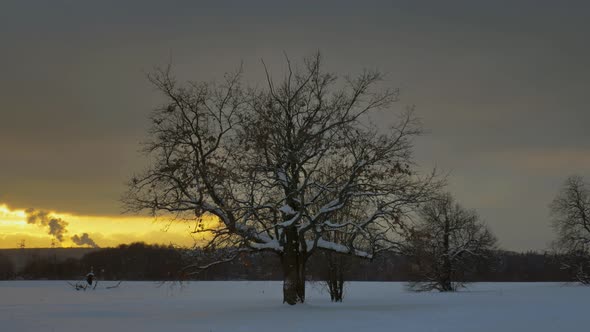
(86, 270, 95, 286)
(70, 268, 97, 291)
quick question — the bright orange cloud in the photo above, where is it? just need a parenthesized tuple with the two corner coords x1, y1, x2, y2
(0, 204, 218, 249)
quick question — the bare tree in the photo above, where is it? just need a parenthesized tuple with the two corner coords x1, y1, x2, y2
(0, 253, 15, 280)
(319, 196, 368, 302)
(321, 227, 350, 302)
(550, 175, 590, 284)
(125, 53, 440, 304)
(324, 250, 346, 302)
(406, 193, 497, 292)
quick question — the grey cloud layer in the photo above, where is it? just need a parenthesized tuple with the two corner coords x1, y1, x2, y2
(1, 0, 589, 250)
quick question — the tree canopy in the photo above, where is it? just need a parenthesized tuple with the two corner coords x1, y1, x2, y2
(125, 53, 440, 303)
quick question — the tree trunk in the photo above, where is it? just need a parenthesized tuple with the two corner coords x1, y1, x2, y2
(327, 252, 344, 302)
(281, 226, 306, 305)
(297, 257, 306, 302)
(441, 217, 453, 291)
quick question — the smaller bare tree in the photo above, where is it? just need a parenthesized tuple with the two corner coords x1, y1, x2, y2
(321, 233, 348, 302)
(318, 197, 367, 302)
(405, 193, 497, 292)
(550, 175, 590, 284)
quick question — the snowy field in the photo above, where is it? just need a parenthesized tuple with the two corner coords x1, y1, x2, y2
(0, 281, 588, 332)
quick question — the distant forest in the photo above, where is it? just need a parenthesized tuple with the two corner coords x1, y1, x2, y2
(0, 242, 573, 282)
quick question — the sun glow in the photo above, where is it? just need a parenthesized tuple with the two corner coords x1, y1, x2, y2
(0, 203, 218, 249)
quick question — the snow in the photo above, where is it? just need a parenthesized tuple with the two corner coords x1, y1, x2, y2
(312, 239, 373, 258)
(279, 204, 296, 216)
(277, 168, 288, 186)
(249, 240, 282, 251)
(318, 199, 344, 214)
(0, 281, 588, 332)
(277, 211, 300, 228)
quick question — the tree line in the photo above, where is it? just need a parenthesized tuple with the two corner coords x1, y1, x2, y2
(0, 243, 572, 284)
(1, 243, 182, 281)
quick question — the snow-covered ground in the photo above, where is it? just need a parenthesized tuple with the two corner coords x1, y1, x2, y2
(0, 281, 587, 332)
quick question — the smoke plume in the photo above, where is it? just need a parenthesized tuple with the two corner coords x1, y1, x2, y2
(24, 208, 99, 247)
(25, 208, 68, 242)
(71, 233, 99, 248)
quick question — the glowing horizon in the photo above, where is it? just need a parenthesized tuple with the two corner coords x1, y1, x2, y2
(0, 203, 217, 249)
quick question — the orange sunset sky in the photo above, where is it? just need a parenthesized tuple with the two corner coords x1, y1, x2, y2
(0, 203, 214, 249)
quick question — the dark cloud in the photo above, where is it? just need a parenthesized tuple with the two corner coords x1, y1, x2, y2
(2, 1, 589, 250)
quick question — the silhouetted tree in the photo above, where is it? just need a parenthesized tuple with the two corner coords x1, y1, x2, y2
(20, 256, 80, 280)
(550, 175, 590, 284)
(81, 242, 184, 280)
(318, 202, 367, 302)
(125, 53, 440, 304)
(0, 253, 15, 279)
(406, 193, 497, 291)
(1, 247, 574, 281)
(323, 251, 346, 302)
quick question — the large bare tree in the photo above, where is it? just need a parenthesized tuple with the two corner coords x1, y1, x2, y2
(406, 193, 497, 292)
(125, 53, 439, 304)
(550, 175, 590, 284)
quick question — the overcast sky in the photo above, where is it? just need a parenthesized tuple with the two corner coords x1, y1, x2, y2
(1, 0, 589, 251)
